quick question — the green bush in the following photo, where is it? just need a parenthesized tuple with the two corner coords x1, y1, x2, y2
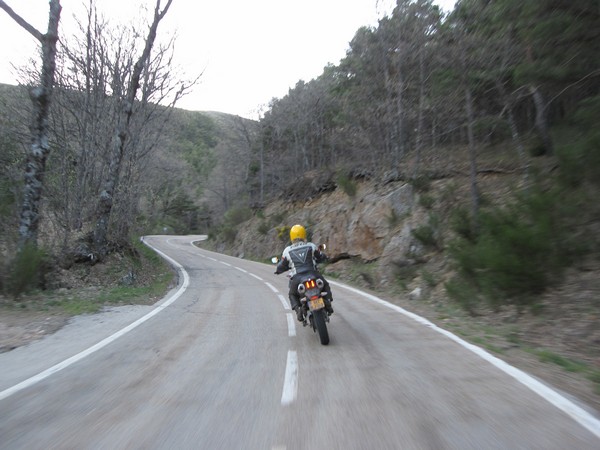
(0, 178, 15, 218)
(220, 226, 237, 244)
(419, 194, 435, 209)
(4, 243, 49, 297)
(257, 221, 270, 235)
(270, 212, 285, 226)
(421, 269, 437, 287)
(336, 173, 357, 197)
(448, 187, 574, 310)
(276, 225, 290, 243)
(409, 175, 431, 192)
(556, 142, 585, 188)
(450, 206, 477, 242)
(527, 137, 547, 157)
(224, 206, 252, 227)
(473, 115, 511, 144)
(556, 96, 600, 187)
(411, 213, 442, 250)
(412, 224, 436, 248)
(445, 276, 480, 315)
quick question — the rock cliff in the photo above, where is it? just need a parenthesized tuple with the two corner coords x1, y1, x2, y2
(219, 176, 444, 296)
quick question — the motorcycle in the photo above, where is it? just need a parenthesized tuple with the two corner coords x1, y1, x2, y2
(295, 271, 331, 345)
(272, 247, 331, 345)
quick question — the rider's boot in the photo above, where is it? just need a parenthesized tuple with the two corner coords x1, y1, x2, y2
(325, 294, 334, 315)
(294, 305, 304, 322)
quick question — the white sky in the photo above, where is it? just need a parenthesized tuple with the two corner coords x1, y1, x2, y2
(0, 0, 455, 119)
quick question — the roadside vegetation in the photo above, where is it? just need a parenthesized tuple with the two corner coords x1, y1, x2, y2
(0, 239, 175, 316)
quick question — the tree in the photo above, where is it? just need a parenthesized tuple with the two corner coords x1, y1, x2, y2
(0, 0, 62, 249)
(92, 0, 173, 258)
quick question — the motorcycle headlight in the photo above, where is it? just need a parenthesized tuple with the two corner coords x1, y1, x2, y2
(316, 278, 324, 289)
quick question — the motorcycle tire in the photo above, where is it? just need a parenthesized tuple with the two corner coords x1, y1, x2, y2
(313, 309, 329, 345)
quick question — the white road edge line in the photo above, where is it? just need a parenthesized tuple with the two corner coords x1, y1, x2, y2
(0, 238, 190, 402)
(329, 279, 600, 439)
(278, 294, 290, 311)
(286, 313, 296, 337)
(281, 350, 298, 406)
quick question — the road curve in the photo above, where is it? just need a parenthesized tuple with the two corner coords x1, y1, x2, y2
(0, 234, 598, 449)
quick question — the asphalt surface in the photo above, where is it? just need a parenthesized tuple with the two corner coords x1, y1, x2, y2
(0, 235, 599, 449)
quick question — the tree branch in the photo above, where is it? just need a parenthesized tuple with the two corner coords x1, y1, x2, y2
(0, 0, 43, 41)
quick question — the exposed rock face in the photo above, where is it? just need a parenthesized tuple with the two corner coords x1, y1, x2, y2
(230, 179, 427, 287)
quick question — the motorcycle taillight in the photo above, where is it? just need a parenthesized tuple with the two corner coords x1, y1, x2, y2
(304, 279, 317, 289)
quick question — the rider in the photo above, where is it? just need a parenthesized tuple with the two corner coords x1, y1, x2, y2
(274, 224, 334, 322)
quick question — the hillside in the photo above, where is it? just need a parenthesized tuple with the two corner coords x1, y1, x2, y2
(201, 140, 600, 413)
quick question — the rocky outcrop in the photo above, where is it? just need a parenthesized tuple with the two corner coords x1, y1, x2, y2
(229, 179, 431, 288)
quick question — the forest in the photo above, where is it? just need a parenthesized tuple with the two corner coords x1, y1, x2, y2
(0, 0, 598, 308)
(253, 0, 598, 200)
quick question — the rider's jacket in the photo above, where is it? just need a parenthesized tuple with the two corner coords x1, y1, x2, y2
(275, 241, 326, 277)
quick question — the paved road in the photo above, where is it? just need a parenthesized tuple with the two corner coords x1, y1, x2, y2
(1, 235, 599, 449)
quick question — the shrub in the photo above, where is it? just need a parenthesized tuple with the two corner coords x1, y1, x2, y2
(445, 276, 480, 315)
(421, 269, 437, 287)
(270, 212, 285, 226)
(4, 243, 49, 297)
(276, 225, 290, 243)
(257, 221, 270, 235)
(419, 193, 435, 209)
(221, 226, 237, 244)
(554, 97, 600, 187)
(412, 224, 437, 248)
(224, 206, 252, 227)
(448, 186, 574, 310)
(411, 213, 442, 250)
(473, 116, 511, 144)
(409, 175, 431, 192)
(450, 206, 477, 242)
(0, 178, 15, 218)
(336, 173, 357, 197)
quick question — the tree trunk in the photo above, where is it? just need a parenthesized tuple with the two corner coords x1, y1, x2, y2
(496, 81, 529, 186)
(530, 85, 554, 155)
(93, 0, 173, 257)
(412, 48, 426, 179)
(0, 0, 62, 249)
(465, 85, 480, 226)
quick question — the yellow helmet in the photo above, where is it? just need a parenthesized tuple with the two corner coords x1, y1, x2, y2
(289, 224, 307, 242)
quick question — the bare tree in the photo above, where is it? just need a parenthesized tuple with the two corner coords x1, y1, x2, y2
(92, 0, 173, 257)
(0, 0, 62, 249)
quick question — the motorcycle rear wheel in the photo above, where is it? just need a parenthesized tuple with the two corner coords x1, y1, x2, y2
(313, 309, 329, 345)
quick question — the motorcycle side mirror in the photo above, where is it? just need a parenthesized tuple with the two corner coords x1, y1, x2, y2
(319, 244, 327, 251)
(271, 256, 279, 264)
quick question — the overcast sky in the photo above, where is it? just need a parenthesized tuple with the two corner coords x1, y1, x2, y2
(0, 0, 455, 119)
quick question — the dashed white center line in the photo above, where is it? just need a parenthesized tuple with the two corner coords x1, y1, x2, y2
(194, 252, 299, 407)
(281, 350, 298, 406)
(286, 313, 296, 337)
